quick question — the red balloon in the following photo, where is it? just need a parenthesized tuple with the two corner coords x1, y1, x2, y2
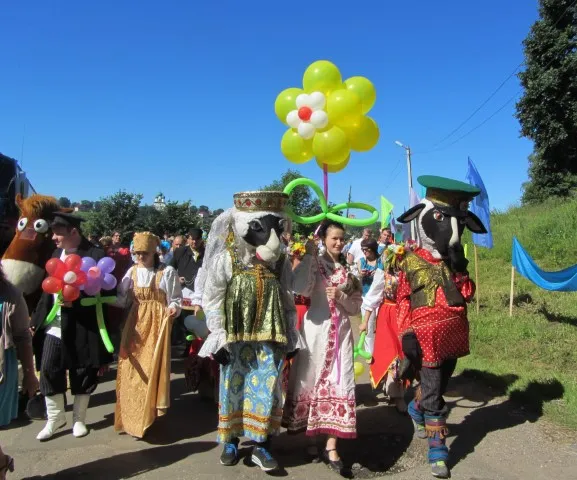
(42, 276, 63, 295)
(62, 284, 80, 302)
(46, 258, 65, 276)
(298, 106, 313, 121)
(65, 254, 83, 272)
(73, 270, 87, 287)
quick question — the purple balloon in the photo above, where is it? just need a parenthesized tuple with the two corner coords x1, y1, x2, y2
(97, 257, 116, 274)
(102, 273, 117, 291)
(81, 257, 97, 272)
(84, 282, 101, 296)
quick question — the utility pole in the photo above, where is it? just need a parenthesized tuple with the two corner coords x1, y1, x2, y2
(395, 141, 416, 241)
(345, 185, 352, 218)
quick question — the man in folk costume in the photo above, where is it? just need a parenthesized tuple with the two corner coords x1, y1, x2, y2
(395, 176, 487, 479)
(32, 212, 113, 441)
(197, 191, 302, 472)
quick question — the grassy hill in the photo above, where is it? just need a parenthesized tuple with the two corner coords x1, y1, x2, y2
(460, 195, 577, 428)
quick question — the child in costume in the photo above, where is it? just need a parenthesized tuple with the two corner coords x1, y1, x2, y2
(197, 191, 301, 472)
(114, 232, 181, 438)
(395, 176, 487, 478)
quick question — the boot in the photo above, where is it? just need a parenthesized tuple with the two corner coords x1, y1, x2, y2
(36, 394, 67, 441)
(72, 394, 90, 438)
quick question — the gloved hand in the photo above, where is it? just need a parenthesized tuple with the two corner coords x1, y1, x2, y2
(212, 347, 231, 366)
(447, 243, 469, 273)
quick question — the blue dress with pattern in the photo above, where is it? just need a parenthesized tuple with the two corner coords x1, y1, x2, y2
(360, 257, 383, 296)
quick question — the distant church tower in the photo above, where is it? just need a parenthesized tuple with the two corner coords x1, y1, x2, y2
(153, 192, 166, 211)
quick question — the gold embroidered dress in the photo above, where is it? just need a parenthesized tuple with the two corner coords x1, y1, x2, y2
(114, 265, 182, 438)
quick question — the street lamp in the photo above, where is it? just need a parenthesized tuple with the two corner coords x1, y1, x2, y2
(394, 140, 416, 240)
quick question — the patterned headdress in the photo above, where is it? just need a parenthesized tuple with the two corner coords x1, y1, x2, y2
(133, 232, 160, 253)
(233, 191, 288, 213)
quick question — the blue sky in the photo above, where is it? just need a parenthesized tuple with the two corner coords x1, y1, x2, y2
(1, 0, 538, 215)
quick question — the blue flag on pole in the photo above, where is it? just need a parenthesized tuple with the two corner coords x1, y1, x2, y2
(465, 157, 493, 248)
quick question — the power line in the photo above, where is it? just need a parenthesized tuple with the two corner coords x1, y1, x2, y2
(429, 0, 577, 148)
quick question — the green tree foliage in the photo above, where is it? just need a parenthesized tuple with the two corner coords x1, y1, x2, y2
(58, 197, 71, 208)
(516, 0, 577, 203)
(87, 191, 143, 243)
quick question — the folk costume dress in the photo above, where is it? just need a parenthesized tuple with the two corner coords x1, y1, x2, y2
(282, 254, 362, 438)
(114, 264, 182, 438)
(361, 267, 404, 394)
(200, 232, 300, 444)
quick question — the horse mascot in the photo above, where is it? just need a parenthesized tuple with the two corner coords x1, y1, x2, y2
(1, 194, 70, 313)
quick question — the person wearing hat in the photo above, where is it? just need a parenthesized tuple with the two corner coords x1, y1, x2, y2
(113, 232, 182, 438)
(31, 212, 113, 441)
(395, 175, 487, 478)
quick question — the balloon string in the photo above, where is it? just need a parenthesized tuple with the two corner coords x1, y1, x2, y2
(323, 163, 329, 203)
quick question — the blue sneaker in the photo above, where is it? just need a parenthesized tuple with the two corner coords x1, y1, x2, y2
(220, 439, 239, 466)
(251, 445, 279, 471)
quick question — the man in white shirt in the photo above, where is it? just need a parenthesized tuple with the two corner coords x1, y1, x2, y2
(347, 228, 373, 264)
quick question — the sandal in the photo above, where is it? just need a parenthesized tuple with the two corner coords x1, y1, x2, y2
(0, 455, 14, 479)
(322, 448, 343, 471)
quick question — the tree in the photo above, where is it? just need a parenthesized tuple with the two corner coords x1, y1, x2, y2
(80, 200, 94, 211)
(58, 197, 71, 208)
(516, 0, 577, 203)
(88, 191, 143, 243)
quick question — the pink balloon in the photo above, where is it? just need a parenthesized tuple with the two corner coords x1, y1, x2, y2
(88, 267, 101, 279)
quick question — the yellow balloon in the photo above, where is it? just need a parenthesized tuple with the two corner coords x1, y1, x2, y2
(275, 88, 304, 125)
(326, 89, 363, 127)
(341, 116, 380, 152)
(302, 60, 342, 95)
(354, 361, 365, 378)
(344, 76, 376, 114)
(315, 155, 350, 173)
(281, 130, 314, 164)
(312, 126, 350, 165)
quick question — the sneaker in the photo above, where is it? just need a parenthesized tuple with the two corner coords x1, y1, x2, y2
(431, 460, 450, 478)
(413, 420, 427, 439)
(251, 445, 279, 472)
(220, 440, 239, 466)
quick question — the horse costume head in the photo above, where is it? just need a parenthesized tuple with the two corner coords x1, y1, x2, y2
(1, 194, 71, 300)
(397, 176, 487, 261)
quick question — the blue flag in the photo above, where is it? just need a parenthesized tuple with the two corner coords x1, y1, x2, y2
(465, 157, 493, 249)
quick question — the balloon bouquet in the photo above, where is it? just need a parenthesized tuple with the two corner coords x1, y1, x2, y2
(275, 60, 380, 226)
(41, 255, 118, 353)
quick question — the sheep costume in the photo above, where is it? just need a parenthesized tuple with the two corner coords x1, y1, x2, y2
(197, 190, 302, 466)
(395, 175, 487, 478)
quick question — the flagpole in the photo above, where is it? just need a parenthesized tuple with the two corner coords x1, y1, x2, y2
(474, 245, 480, 314)
(395, 140, 416, 240)
(509, 266, 515, 317)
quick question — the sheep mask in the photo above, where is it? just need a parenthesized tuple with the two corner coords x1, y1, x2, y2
(397, 175, 487, 260)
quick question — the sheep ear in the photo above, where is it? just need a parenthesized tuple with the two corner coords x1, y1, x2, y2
(466, 211, 487, 234)
(397, 204, 425, 223)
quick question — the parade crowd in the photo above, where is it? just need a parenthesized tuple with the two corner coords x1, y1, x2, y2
(0, 179, 485, 479)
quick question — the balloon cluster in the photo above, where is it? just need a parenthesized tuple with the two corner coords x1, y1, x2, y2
(42, 255, 87, 302)
(353, 332, 372, 380)
(80, 257, 117, 295)
(275, 60, 379, 172)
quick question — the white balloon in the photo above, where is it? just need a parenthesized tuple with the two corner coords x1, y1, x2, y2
(310, 110, 329, 129)
(308, 91, 326, 110)
(295, 93, 310, 109)
(286, 110, 301, 128)
(63, 271, 77, 285)
(298, 122, 316, 139)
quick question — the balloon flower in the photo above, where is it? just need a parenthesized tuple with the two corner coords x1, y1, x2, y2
(42, 255, 87, 326)
(275, 60, 380, 173)
(78, 256, 118, 354)
(353, 332, 372, 380)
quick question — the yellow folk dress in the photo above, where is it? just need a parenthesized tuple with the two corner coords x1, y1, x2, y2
(114, 266, 180, 438)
